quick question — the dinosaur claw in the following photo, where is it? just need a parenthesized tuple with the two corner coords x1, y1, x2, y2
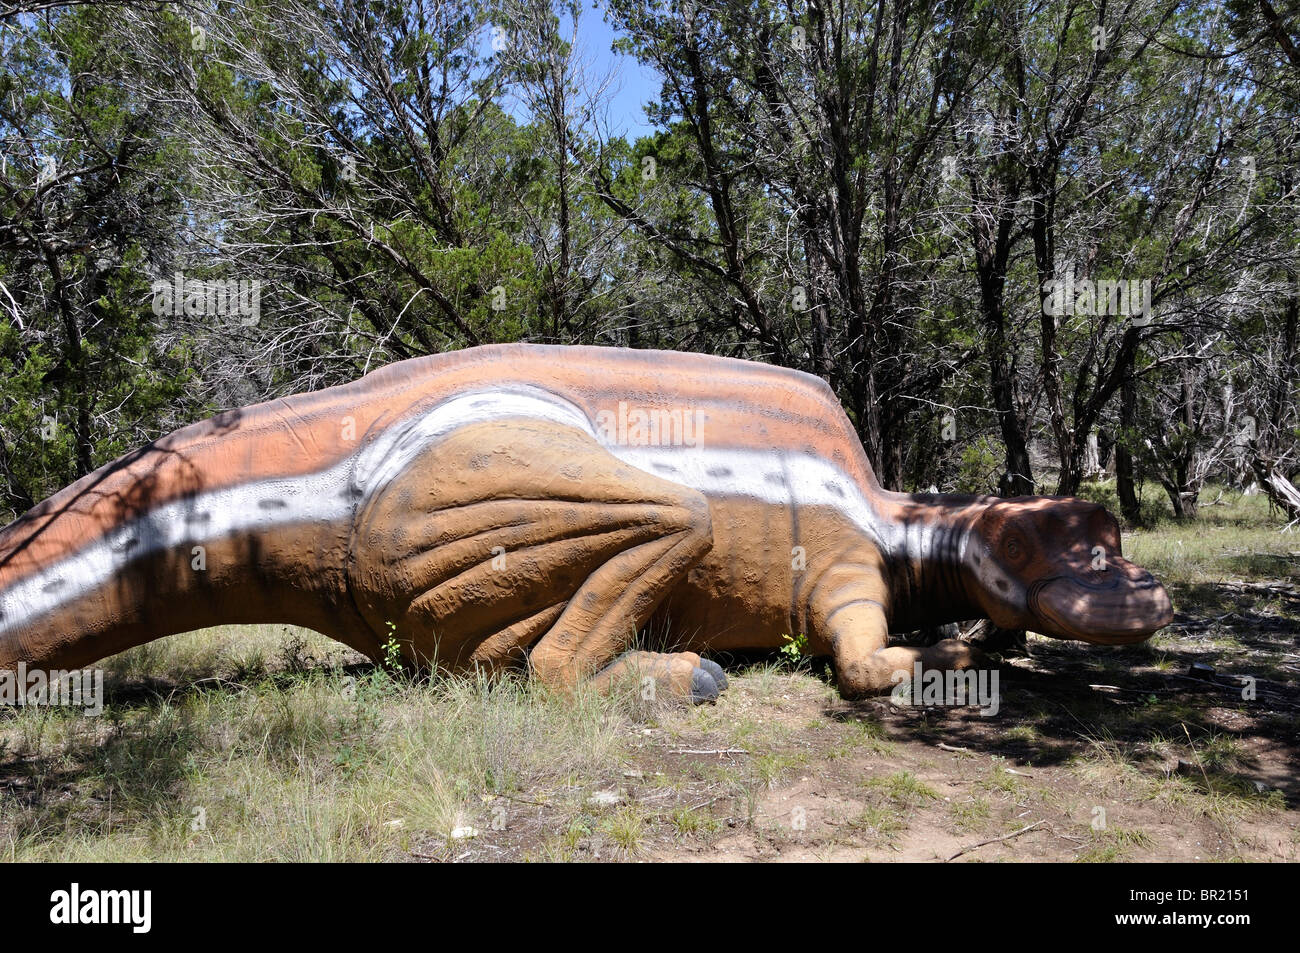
(697, 657, 728, 691)
(689, 667, 721, 705)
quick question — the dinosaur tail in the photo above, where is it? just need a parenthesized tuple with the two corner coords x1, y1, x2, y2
(0, 400, 371, 674)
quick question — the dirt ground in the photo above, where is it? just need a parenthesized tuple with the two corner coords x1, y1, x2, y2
(429, 591, 1299, 862)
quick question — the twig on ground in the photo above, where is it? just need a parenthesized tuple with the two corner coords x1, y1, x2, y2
(410, 847, 449, 861)
(1046, 826, 1086, 844)
(945, 820, 1044, 862)
(1181, 723, 1213, 790)
(488, 791, 552, 809)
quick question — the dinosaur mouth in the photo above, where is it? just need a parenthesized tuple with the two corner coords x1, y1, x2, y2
(1028, 568, 1173, 645)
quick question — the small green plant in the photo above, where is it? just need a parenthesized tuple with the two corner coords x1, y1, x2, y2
(560, 818, 592, 850)
(778, 632, 809, 667)
(951, 797, 992, 831)
(754, 751, 808, 787)
(381, 622, 404, 673)
(864, 771, 940, 806)
(849, 804, 907, 842)
(599, 805, 647, 856)
(278, 632, 316, 674)
(1005, 724, 1039, 744)
(331, 742, 369, 779)
(829, 718, 897, 758)
(671, 805, 720, 836)
(1077, 825, 1153, 862)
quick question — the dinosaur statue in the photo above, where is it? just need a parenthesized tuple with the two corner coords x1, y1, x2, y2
(0, 344, 1172, 702)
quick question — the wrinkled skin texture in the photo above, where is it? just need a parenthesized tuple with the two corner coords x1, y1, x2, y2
(0, 345, 1173, 703)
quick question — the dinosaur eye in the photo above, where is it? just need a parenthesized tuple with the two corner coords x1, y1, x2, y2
(1003, 534, 1027, 565)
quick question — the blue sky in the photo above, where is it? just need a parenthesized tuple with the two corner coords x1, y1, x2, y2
(491, 6, 664, 143)
(573, 7, 662, 141)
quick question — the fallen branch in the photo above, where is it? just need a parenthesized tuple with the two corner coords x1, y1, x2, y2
(945, 820, 1044, 862)
(488, 791, 552, 809)
(1046, 826, 1086, 845)
(1088, 683, 1180, 695)
(1165, 612, 1236, 629)
(410, 847, 450, 862)
(685, 794, 726, 811)
(1249, 448, 1300, 522)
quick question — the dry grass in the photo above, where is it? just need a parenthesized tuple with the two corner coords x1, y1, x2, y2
(1, 627, 628, 861)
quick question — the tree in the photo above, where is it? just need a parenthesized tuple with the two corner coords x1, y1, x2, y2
(0, 6, 194, 518)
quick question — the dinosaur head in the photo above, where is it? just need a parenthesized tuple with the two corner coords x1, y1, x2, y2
(966, 498, 1173, 645)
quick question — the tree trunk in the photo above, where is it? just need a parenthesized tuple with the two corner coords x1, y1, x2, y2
(974, 236, 1034, 496)
(994, 371, 1035, 496)
(1115, 352, 1142, 523)
(1250, 448, 1300, 521)
(1161, 471, 1199, 519)
(1083, 431, 1102, 479)
(1266, 273, 1299, 457)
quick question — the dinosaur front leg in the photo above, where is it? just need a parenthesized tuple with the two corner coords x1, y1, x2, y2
(809, 559, 986, 698)
(528, 525, 725, 703)
(833, 616, 986, 698)
(350, 416, 725, 701)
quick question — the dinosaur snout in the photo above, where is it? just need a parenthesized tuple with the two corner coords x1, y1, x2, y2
(1028, 557, 1173, 645)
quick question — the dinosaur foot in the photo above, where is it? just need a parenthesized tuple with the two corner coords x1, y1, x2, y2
(836, 639, 996, 699)
(596, 650, 730, 705)
(696, 658, 729, 698)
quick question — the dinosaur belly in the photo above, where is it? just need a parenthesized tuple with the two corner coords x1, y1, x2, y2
(650, 496, 796, 652)
(654, 496, 893, 657)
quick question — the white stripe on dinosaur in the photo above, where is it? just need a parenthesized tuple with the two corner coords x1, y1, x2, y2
(0, 388, 589, 636)
(0, 466, 347, 637)
(0, 388, 884, 635)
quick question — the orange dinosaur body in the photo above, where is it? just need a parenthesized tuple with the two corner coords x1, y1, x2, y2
(0, 345, 1172, 701)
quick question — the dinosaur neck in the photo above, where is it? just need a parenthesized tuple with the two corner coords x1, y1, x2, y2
(873, 491, 991, 631)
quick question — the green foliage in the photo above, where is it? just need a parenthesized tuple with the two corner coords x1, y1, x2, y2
(777, 633, 809, 668)
(1076, 480, 1171, 526)
(955, 437, 1004, 495)
(1076, 480, 1123, 514)
(0, 7, 203, 518)
(0, 0, 1294, 527)
(381, 624, 405, 674)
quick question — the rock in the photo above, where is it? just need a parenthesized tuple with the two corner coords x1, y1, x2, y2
(450, 826, 479, 840)
(1187, 662, 1217, 681)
